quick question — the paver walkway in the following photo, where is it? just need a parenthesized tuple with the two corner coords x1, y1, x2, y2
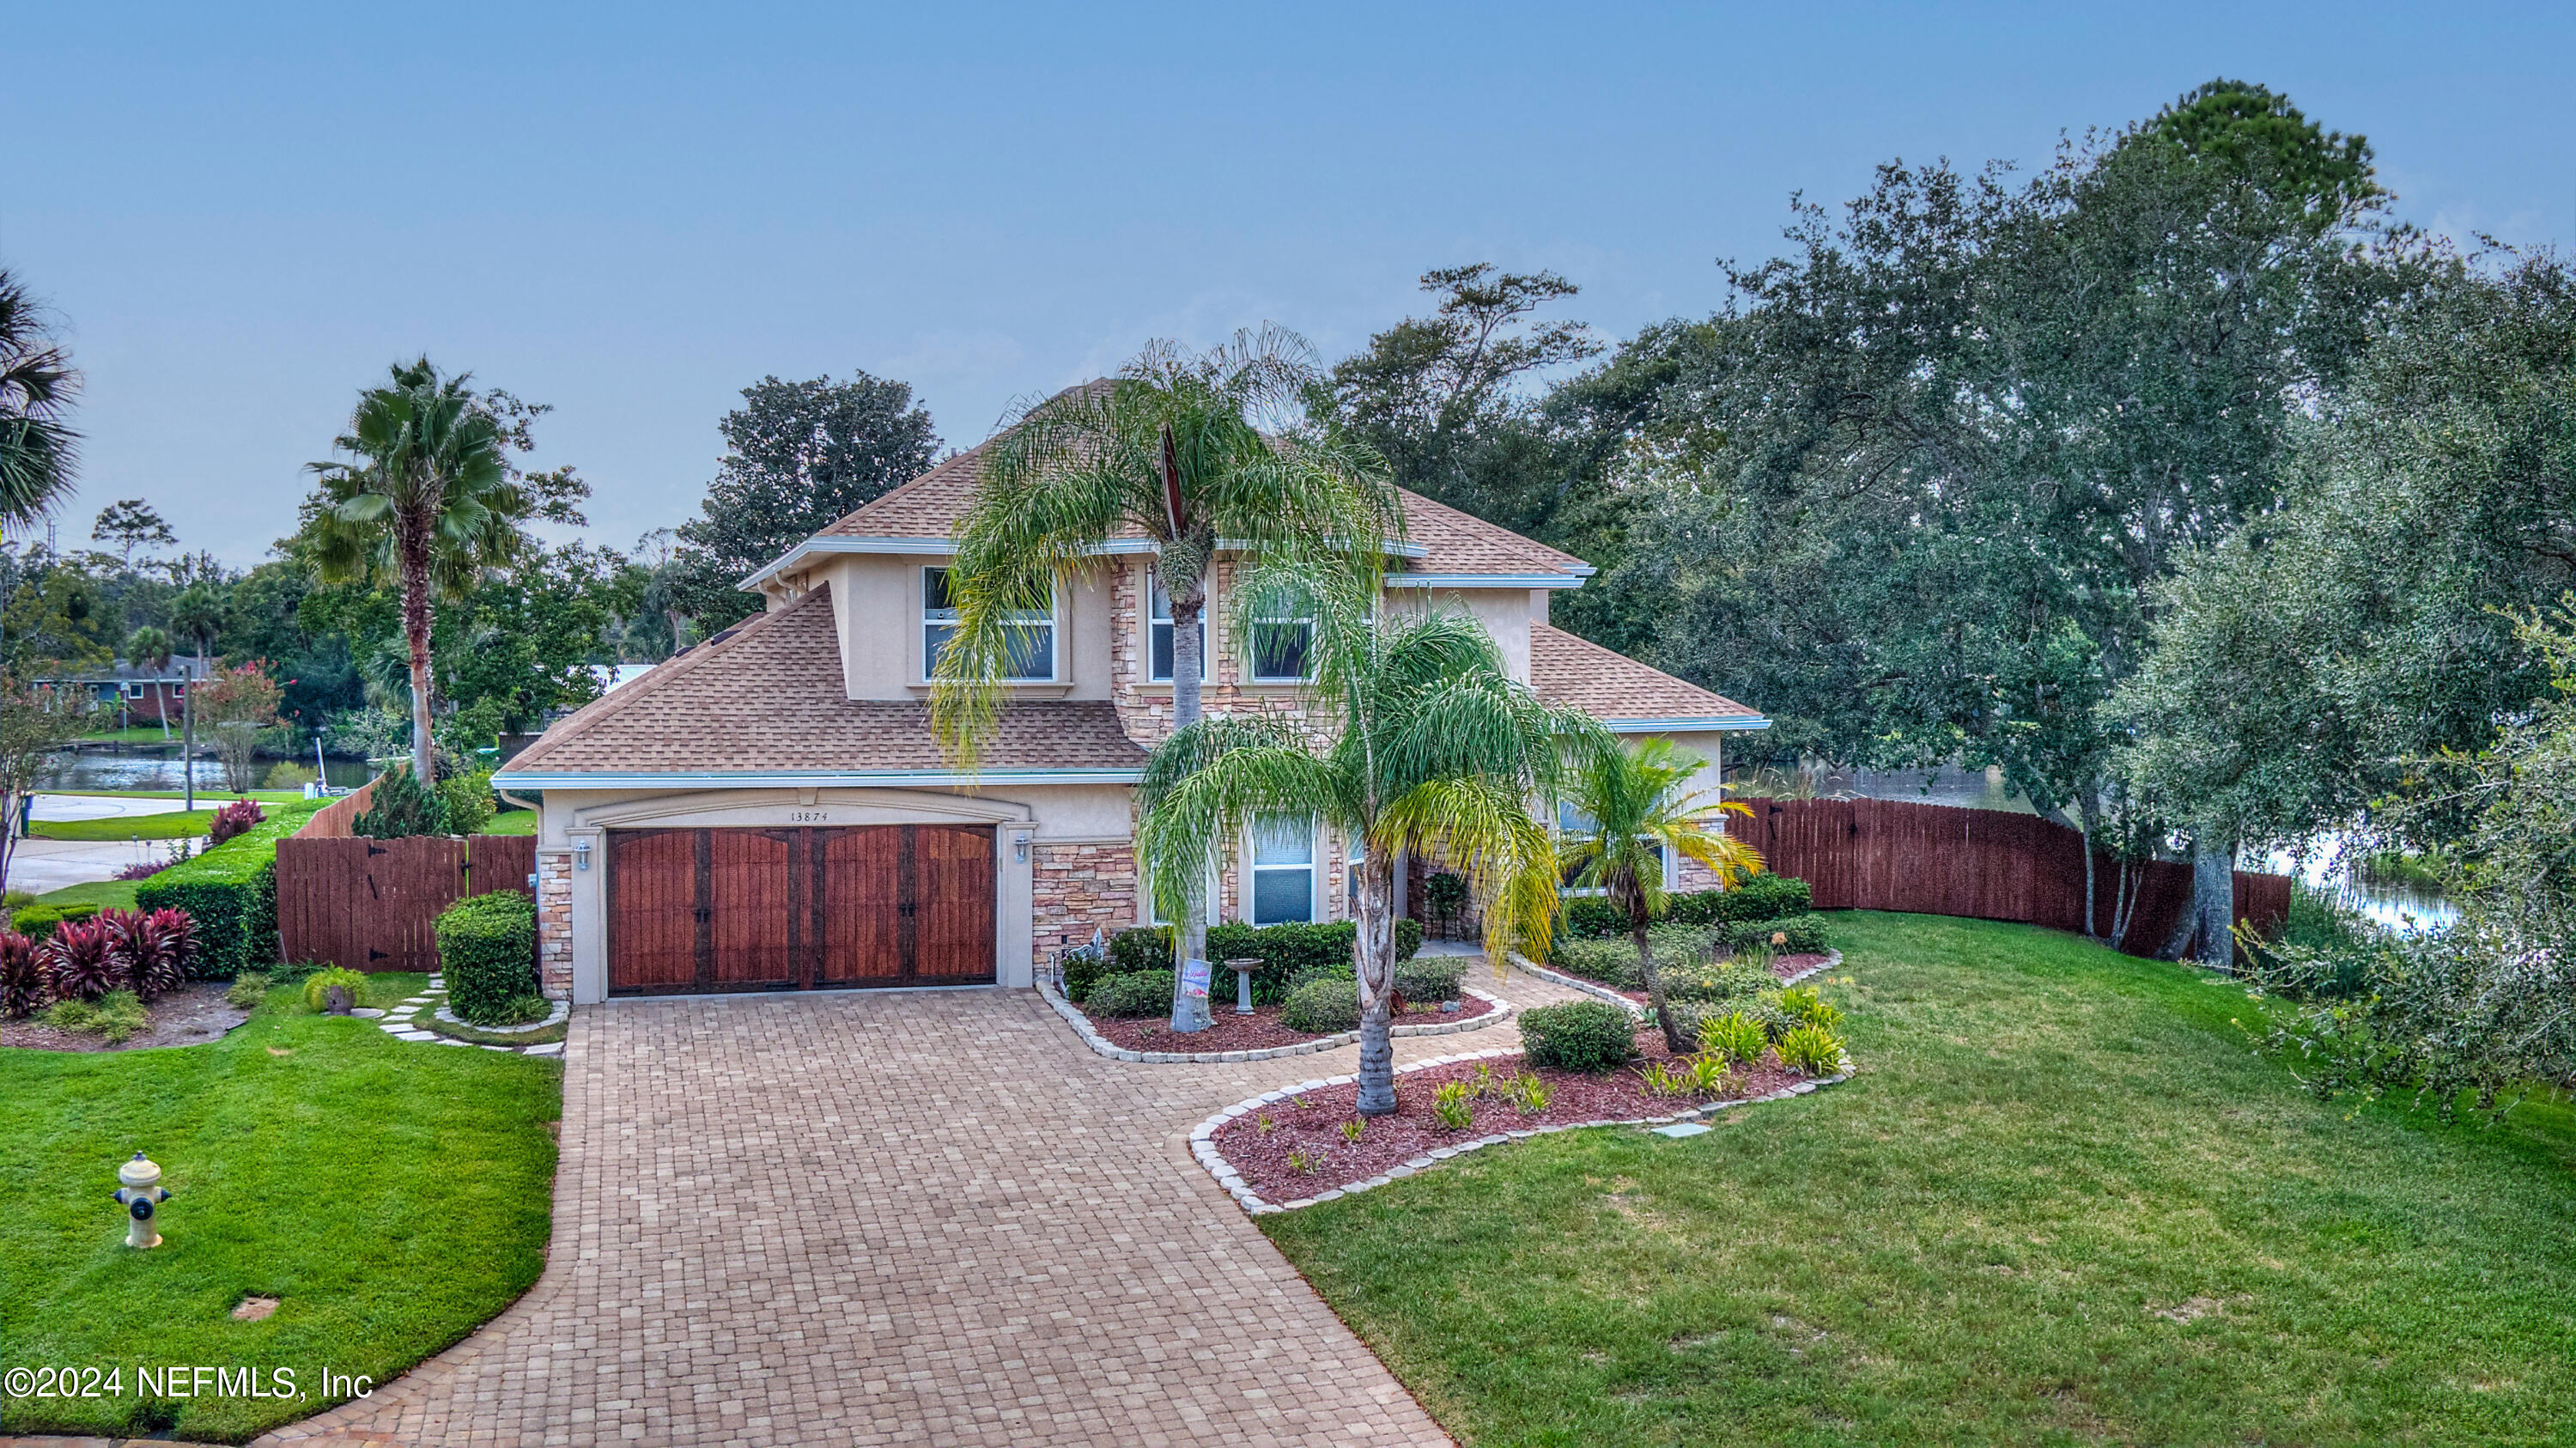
(262, 970, 1591, 1447)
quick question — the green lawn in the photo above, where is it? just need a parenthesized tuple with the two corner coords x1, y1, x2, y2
(1264, 912, 2575, 1447)
(33, 879, 141, 911)
(475, 809, 539, 836)
(0, 974, 561, 1443)
(30, 809, 217, 842)
(41, 788, 308, 804)
(77, 725, 184, 744)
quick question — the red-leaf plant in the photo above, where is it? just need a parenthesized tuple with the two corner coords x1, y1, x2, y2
(39, 918, 121, 1003)
(0, 932, 43, 1018)
(208, 798, 267, 848)
(104, 907, 196, 1001)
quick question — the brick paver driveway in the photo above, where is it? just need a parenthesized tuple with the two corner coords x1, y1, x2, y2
(262, 975, 1584, 1447)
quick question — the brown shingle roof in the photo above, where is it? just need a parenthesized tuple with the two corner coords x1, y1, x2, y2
(1529, 623, 1764, 725)
(497, 586, 1147, 779)
(796, 382, 1589, 580)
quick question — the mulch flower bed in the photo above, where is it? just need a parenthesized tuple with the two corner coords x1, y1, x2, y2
(0, 982, 250, 1054)
(1566, 951, 1832, 1003)
(1211, 1021, 1814, 1200)
(1084, 993, 1494, 1053)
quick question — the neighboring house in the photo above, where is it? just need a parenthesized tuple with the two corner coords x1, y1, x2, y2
(33, 654, 214, 725)
(495, 406, 1768, 1004)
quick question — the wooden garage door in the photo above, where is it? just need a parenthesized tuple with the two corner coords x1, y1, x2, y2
(609, 824, 995, 995)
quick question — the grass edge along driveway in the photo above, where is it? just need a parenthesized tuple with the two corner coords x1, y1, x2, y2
(1263, 911, 2574, 1448)
(0, 975, 560, 1443)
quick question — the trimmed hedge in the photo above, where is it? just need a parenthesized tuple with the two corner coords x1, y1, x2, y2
(1561, 873, 1812, 940)
(134, 800, 321, 977)
(1097, 919, 1426, 1008)
(1086, 970, 1174, 1018)
(1392, 957, 1465, 1004)
(1280, 976, 1360, 1033)
(435, 891, 538, 1025)
(11, 903, 100, 941)
(1517, 1000, 1637, 1072)
(1552, 924, 1722, 989)
(1722, 913, 1829, 954)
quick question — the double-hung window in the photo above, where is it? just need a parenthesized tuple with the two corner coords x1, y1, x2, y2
(922, 567, 1054, 680)
(1557, 800, 1665, 893)
(1250, 812, 1317, 925)
(1248, 601, 1313, 683)
(1148, 572, 1205, 683)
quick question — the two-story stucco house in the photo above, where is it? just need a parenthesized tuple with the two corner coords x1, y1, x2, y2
(493, 411, 1767, 1004)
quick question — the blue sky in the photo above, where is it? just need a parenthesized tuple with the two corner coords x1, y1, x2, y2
(5, 3, 2569, 566)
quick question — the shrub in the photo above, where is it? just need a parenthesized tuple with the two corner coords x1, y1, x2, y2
(269, 959, 324, 989)
(263, 761, 319, 791)
(1084, 970, 1174, 1019)
(436, 891, 538, 1025)
(0, 932, 42, 1018)
(1280, 975, 1362, 1034)
(1691, 1008, 1769, 1066)
(136, 800, 317, 976)
(0, 889, 31, 910)
(39, 918, 121, 1001)
(1773, 983, 1843, 1032)
(1552, 936, 1642, 988)
(11, 902, 100, 942)
(1517, 1000, 1637, 1072)
(224, 972, 270, 1009)
(1776, 1022, 1849, 1075)
(352, 764, 446, 839)
(43, 988, 148, 1043)
(1200, 919, 1423, 1007)
(301, 965, 368, 1012)
(101, 908, 191, 1002)
(1432, 1080, 1474, 1129)
(1393, 957, 1465, 1005)
(485, 993, 551, 1026)
(1510, 1071, 1552, 1113)
(1665, 873, 1811, 926)
(1722, 914, 1828, 954)
(1662, 958, 1775, 1004)
(438, 768, 498, 837)
(1107, 926, 1174, 975)
(208, 798, 267, 848)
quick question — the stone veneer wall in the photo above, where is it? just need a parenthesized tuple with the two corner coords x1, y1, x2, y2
(1032, 841, 1139, 969)
(536, 849, 574, 1000)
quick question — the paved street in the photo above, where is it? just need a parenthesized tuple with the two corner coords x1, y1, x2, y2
(261, 971, 1589, 1447)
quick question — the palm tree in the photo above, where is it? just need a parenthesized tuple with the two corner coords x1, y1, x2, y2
(1137, 561, 1608, 1113)
(1559, 739, 1765, 1054)
(125, 625, 173, 739)
(0, 269, 81, 530)
(304, 358, 519, 785)
(935, 327, 1402, 1033)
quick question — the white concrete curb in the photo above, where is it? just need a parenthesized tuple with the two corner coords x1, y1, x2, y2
(371, 976, 565, 1057)
(1037, 976, 1514, 1065)
(1190, 1047, 1856, 1214)
(1507, 947, 1844, 1010)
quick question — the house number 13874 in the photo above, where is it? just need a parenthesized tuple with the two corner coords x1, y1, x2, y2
(789, 811, 830, 823)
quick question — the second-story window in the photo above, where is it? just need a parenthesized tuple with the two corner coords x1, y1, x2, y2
(1249, 602, 1313, 683)
(1149, 572, 1205, 683)
(922, 567, 1054, 680)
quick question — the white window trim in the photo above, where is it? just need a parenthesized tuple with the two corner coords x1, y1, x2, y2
(921, 564, 1058, 683)
(1246, 609, 1315, 684)
(1145, 566, 1209, 684)
(1247, 812, 1320, 925)
(1141, 855, 1225, 928)
(1555, 805, 1679, 897)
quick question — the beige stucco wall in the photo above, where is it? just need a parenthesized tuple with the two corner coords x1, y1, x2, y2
(811, 552, 1112, 702)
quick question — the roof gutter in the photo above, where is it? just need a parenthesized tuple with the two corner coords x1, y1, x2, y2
(1601, 715, 1772, 733)
(737, 534, 1433, 593)
(490, 767, 1149, 790)
(1387, 572, 1587, 590)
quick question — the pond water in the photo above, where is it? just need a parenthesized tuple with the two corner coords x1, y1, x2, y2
(34, 745, 377, 794)
(1730, 760, 2456, 934)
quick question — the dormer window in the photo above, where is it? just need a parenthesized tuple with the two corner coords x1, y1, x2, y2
(1149, 571, 1206, 683)
(922, 567, 1055, 680)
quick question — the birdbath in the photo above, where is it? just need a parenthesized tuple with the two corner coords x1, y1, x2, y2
(1224, 958, 1267, 1016)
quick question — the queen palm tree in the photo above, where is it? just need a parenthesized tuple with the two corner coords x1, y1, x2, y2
(935, 327, 1402, 1032)
(304, 358, 519, 785)
(0, 269, 81, 530)
(1559, 739, 1765, 1054)
(1138, 561, 1609, 1113)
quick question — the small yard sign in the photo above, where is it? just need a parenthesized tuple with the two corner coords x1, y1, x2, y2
(1180, 958, 1212, 999)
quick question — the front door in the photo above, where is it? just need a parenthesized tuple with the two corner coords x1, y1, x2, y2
(608, 824, 996, 995)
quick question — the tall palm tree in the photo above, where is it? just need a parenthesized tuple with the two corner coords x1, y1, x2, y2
(936, 327, 1402, 1032)
(1138, 561, 1608, 1113)
(304, 358, 519, 785)
(0, 269, 81, 530)
(125, 625, 173, 739)
(1559, 739, 1765, 1054)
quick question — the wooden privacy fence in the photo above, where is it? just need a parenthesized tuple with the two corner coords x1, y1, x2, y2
(1734, 797, 2291, 956)
(276, 833, 537, 973)
(292, 776, 380, 838)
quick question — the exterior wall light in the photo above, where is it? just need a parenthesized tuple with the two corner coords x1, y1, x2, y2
(1013, 832, 1030, 864)
(574, 839, 592, 872)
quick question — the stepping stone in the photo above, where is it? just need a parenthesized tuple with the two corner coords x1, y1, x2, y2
(435, 1037, 471, 1046)
(1650, 1123, 1712, 1139)
(401, 998, 430, 1006)
(523, 1043, 563, 1057)
(394, 1031, 438, 1042)
(480, 1043, 513, 1051)
(349, 1007, 385, 1018)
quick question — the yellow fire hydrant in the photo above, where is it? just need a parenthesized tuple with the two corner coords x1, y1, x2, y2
(113, 1152, 171, 1249)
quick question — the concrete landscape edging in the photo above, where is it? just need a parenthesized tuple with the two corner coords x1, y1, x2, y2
(374, 976, 565, 1057)
(1036, 976, 1515, 1064)
(1189, 1046, 1856, 1214)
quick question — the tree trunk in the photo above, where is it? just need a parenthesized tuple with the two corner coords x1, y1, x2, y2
(2193, 834, 2237, 971)
(0, 788, 20, 894)
(1164, 563, 1214, 1034)
(1354, 851, 1400, 1115)
(399, 516, 438, 787)
(153, 680, 169, 739)
(1628, 875, 1688, 1054)
(2077, 795, 2101, 942)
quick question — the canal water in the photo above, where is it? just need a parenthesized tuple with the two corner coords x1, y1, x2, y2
(35, 745, 377, 794)
(1731, 761, 2456, 934)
